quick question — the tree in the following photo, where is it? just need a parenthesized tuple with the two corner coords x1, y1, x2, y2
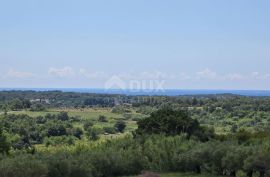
(83, 121, 94, 131)
(22, 99, 31, 109)
(184, 144, 212, 174)
(73, 128, 83, 139)
(9, 99, 23, 111)
(30, 103, 45, 111)
(87, 128, 100, 141)
(191, 98, 198, 106)
(98, 115, 108, 122)
(0, 127, 10, 154)
(47, 125, 67, 137)
(114, 121, 126, 133)
(244, 150, 270, 177)
(57, 112, 69, 121)
(136, 108, 200, 137)
(103, 127, 116, 134)
(231, 124, 238, 133)
(222, 146, 249, 177)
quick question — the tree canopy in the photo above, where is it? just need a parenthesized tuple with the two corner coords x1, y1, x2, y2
(136, 108, 205, 138)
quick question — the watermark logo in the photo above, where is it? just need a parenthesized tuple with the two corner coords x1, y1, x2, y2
(105, 75, 165, 92)
(105, 75, 127, 90)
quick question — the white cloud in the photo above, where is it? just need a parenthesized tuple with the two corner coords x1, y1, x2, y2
(196, 68, 217, 79)
(178, 73, 191, 80)
(42, 67, 270, 87)
(79, 68, 107, 79)
(251, 72, 270, 80)
(224, 73, 244, 81)
(116, 71, 187, 80)
(112, 71, 167, 80)
(48, 66, 75, 77)
(6, 69, 34, 79)
(139, 71, 166, 79)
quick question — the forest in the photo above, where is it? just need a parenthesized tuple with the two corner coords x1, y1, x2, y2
(0, 91, 270, 177)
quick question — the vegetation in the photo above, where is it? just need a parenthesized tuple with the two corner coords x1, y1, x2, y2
(1, 91, 270, 177)
(136, 108, 214, 141)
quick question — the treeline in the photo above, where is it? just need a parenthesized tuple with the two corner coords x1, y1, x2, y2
(0, 91, 121, 108)
(1, 91, 270, 111)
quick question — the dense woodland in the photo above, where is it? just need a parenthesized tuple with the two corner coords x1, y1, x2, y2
(1, 91, 270, 177)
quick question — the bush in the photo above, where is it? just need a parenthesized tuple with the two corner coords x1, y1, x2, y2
(30, 103, 46, 111)
(72, 127, 84, 139)
(114, 121, 126, 133)
(44, 136, 75, 147)
(139, 172, 160, 177)
(83, 120, 94, 131)
(87, 127, 101, 141)
(103, 127, 116, 134)
(47, 153, 94, 177)
(0, 154, 48, 177)
(57, 112, 69, 121)
(98, 115, 108, 122)
(0, 127, 10, 154)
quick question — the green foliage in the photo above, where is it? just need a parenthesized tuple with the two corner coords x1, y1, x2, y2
(72, 127, 83, 139)
(103, 126, 116, 134)
(137, 108, 199, 136)
(0, 113, 83, 148)
(136, 108, 214, 142)
(86, 127, 101, 141)
(30, 103, 46, 111)
(2, 91, 270, 177)
(44, 136, 76, 147)
(0, 127, 10, 154)
(115, 120, 126, 133)
(47, 153, 94, 177)
(0, 154, 48, 177)
(83, 120, 94, 131)
(0, 134, 270, 177)
(57, 112, 69, 121)
(98, 115, 108, 122)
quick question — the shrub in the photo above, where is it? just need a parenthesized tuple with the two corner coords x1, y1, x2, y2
(103, 127, 116, 134)
(139, 171, 160, 177)
(30, 103, 46, 111)
(98, 115, 108, 122)
(114, 121, 126, 133)
(0, 154, 48, 177)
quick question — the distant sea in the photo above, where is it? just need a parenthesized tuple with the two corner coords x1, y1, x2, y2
(1, 88, 270, 97)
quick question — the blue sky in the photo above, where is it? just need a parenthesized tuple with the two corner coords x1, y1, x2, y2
(0, 0, 270, 89)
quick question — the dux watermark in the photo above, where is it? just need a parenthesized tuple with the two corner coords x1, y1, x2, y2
(105, 75, 165, 93)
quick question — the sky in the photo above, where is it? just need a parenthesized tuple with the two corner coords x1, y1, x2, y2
(0, 0, 270, 90)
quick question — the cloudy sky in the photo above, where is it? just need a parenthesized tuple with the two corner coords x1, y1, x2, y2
(0, 0, 270, 89)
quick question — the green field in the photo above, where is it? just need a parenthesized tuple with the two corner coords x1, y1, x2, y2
(9, 108, 142, 132)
